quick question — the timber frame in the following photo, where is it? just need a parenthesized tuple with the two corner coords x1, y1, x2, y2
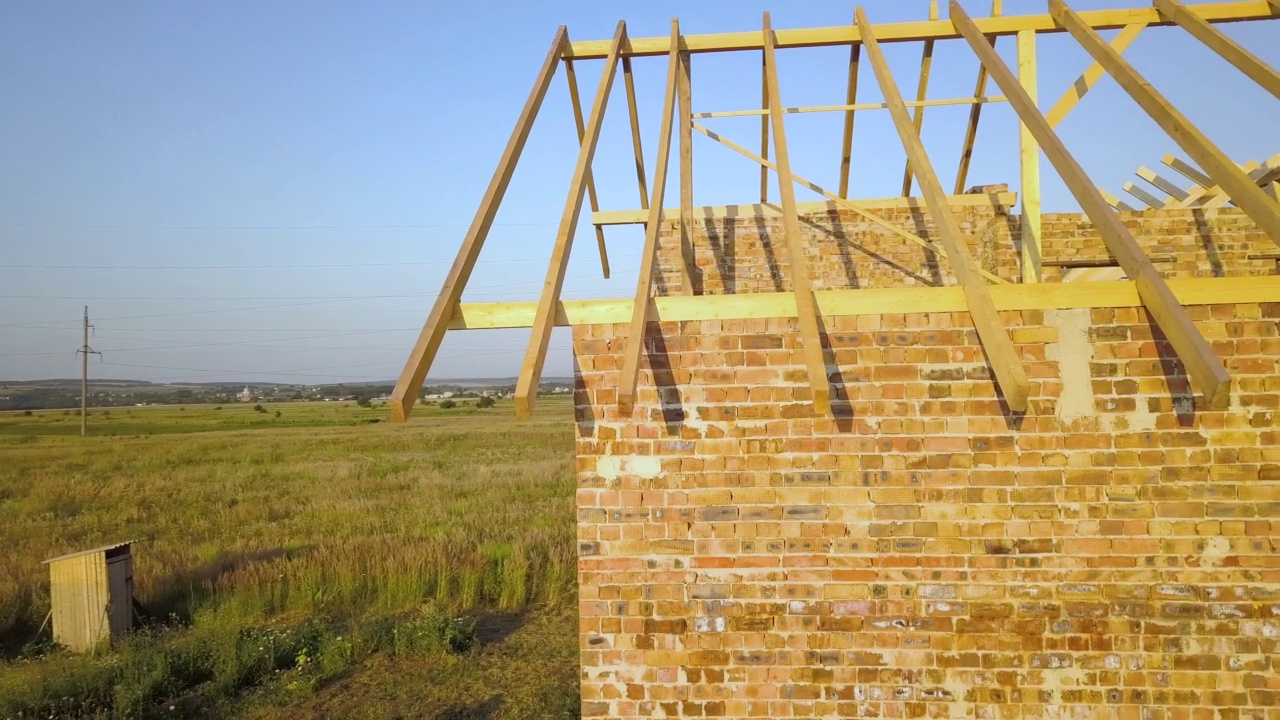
(391, 2, 1280, 423)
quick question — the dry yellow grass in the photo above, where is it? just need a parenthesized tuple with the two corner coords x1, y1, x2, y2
(0, 398, 579, 718)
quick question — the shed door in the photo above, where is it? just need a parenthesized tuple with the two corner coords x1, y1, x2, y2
(106, 556, 133, 638)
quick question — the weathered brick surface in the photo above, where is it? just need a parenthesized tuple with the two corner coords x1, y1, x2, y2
(654, 205, 1274, 293)
(576, 208, 1280, 718)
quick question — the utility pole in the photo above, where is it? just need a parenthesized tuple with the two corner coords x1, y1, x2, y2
(77, 306, 100, 437)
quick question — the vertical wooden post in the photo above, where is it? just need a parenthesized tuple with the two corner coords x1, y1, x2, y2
(1018, 29, 1042, 284)
(759, 52, 770, 203)
(678, 38, 696, 296)
(838, 15, 861, 199)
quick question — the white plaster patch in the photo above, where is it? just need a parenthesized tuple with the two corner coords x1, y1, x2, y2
(1200, 535, 1231, 568)
(1045, 308, 1095, 426)
(596, 455, 664, 480)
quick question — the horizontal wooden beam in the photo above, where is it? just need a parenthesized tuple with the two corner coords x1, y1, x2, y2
(445, 276, 1280, 329)
(563, 2, 1276, 58)
(592, 192, 1018, 225)
(693, 95, 1005, 119)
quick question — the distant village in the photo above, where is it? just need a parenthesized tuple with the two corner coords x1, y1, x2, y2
(0, 379, 575, 412)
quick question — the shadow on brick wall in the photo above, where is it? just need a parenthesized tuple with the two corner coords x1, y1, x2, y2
(1149, 318, 1198, 427)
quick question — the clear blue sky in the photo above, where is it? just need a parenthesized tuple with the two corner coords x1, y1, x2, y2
(1, 1, 1276, 384)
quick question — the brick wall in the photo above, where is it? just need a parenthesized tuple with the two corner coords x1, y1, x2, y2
(654, 204, 1275, 293)
(576, 207, 1280, 718)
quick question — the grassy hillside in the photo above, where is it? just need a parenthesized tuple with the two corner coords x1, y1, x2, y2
(0, 398, 580, 719)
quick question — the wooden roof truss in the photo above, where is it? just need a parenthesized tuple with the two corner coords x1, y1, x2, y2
(391, 1, 1280, 423)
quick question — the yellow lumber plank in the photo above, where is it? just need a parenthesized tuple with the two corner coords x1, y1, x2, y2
(678, 35, 696, 296)
(1051, 0, 1280, 247)
(592, 192, 1019, 225)
(764, 10, 831, 414)
(1163, 154, 1213, 188)
(1044, 23, 1147, 129)
(446, 276, 1280, 329)
(1136, 166, 1191, 202)
(389, 26, 568, 423)
(955, 0, 1232, 408)
(619, 20, 682, 415)
(838, 12, 861, 199)
(861, 5, 1030, 412)
(1099, 188, 1138, 212)
(515, 22, 627, 420)
(1124, 181, 1166, 209)
(1018, 29, 1042, 284)
(1155, 0, 1280, 100)
(759, 50, 770, 202)
(563, 2, 1275, 58)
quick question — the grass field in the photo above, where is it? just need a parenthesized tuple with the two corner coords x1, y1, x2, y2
(0, 398, 580, 719)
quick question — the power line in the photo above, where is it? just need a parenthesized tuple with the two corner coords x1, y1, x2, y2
(0, 221, 559, 231)
(0, 268, 638, 328)
(0, 254, 611, 271)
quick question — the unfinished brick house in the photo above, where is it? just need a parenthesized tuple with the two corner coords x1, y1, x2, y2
(394, 2, 1280, 717)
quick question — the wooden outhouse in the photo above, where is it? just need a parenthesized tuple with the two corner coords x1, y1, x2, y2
(42, 541, 135, 652)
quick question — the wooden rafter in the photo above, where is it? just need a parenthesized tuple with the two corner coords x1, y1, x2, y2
(619, 20, 682, 416)
(901, 1, 939, 197)
(838, 13, 861, 200)
(390, 27, 568, 424)
(1124, 181, 1166, 209)
(678, 36, 696, 296)
(1175, 157, 1274, 208)
(1050, 0, 1280, 248)
(953, 0, 1232, 409)
(563, 57, 612, 278)
(1154, 0, 1280, 100)
(515, 21, 627, 421)
(690, 121, 1011, 286)
(1044, 23, 1147, 129)
(1163, 154, 1213, 188)
(954, 0, 1002, 195)
(621, 54, 649, 208)
(564, 2, 1276, 58)
(764, 11, 831, 415)
(1099, 188, 1138, 212)
(859, 6, 1031, 412)
(1017, 29, 1042, 284)
(1136, 166, 1191, 203)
